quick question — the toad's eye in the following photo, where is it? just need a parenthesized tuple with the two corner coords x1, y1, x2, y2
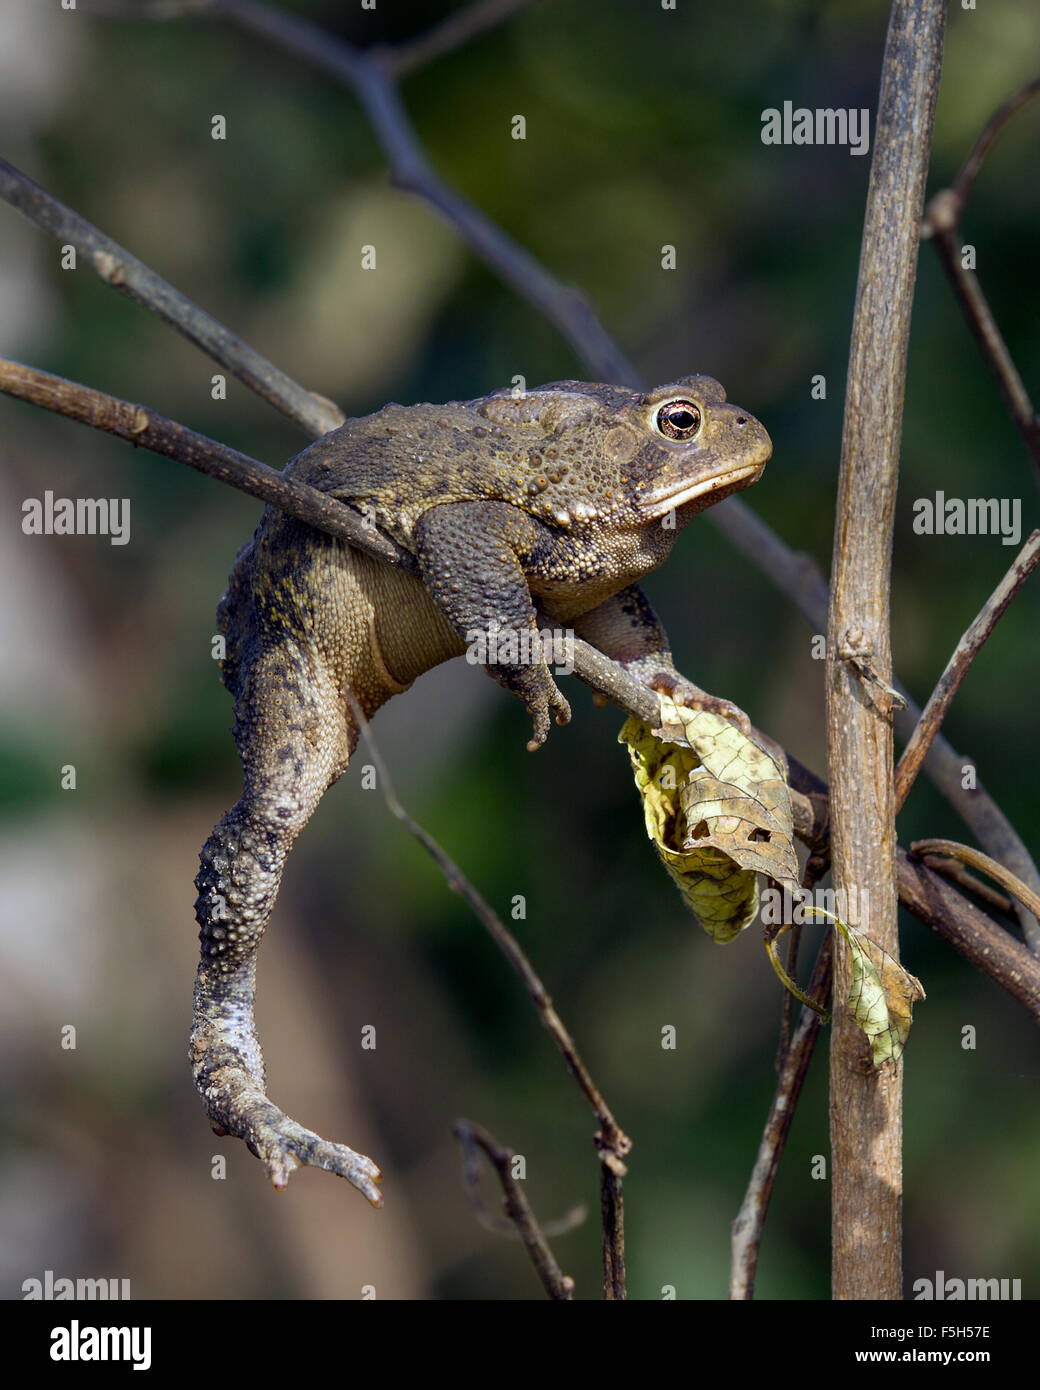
(654, 399, 702, 441)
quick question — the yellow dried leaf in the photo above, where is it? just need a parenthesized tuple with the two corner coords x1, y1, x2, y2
(841, 923, 926, 1066)
(620, 695, 799, 942)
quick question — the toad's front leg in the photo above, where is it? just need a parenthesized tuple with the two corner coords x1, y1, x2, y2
(191, 639, 383, 1205)
(414, 501, 572, 750)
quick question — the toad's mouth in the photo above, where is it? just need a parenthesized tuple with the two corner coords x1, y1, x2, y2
(639, 461, 763, 518)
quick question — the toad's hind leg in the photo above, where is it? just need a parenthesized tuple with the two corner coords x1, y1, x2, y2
(190, 639, 382, 1205)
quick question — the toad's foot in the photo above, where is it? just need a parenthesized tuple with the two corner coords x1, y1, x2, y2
(521, 665, 572, 751)
(648, 671, 753, 736)
(236, 1105, 384, 1204)
(191, 1020, 383, 1206)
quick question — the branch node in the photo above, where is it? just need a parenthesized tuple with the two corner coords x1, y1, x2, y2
(920, 188, 960, 239)
(93, 250, 127, 286)
(837, 628, 907, 711)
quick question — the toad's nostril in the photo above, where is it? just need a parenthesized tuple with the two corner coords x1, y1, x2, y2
(736, 416, 747, 425)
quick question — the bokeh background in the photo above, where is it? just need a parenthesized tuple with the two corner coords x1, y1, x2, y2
(1, 0, 1037, 1301)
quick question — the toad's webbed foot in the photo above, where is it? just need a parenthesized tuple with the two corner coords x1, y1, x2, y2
(191, 965, 383, 1206)
(646, 670, 753, 736)
(224, 1097, 383, 1203)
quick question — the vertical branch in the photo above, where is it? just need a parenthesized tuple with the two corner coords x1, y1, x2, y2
(826, 0, 946, 1301)
(599, 1166, 625, 1301)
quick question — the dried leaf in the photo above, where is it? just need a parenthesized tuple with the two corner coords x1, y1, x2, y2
(620, 695, 800, 942)
(838, 921, 926, 1066)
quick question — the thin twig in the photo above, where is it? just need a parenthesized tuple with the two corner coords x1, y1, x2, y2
(775, 853, 828, 1070)
(0, 157, 342, 438)
(457, 1166, 585, 1241)
(82, 0, 533, 78)
(895, 531, 1040, 824)
(343, 688, 629, 1295)
(776, 922, 800, 1064)
(921, 76, 1040, 477)
(898, 716, 1040, 953)
(910, 840, 1040, 926)
(731, 934, 833, 1300)
(385, 0, 535, 78)
(453, 1121, 576, 1300)
(0, 358, 400, 566)
(916, 855, 1013, 915)
(345, 686, 629, 1150)
(922, 207, 1040, 475)
(952, 76, 1040, 211)
(897, 848, 1040, 1020)
(207, 0, 637, 387)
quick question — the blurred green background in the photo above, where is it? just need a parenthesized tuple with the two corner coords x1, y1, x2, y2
(0, 0, 1037, 1301)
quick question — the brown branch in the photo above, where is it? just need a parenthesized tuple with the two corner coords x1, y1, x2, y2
(453, 1121, 576, 1300)
(895, 530, 1040, 815)
(348, 690, 629, 1150)
(915, 855, 1013, 915)
(897, 849, 1040, 1020)
(0, 157, 342, 438)
(732, 812, 1040, 1299)
(0, 359, 400, 566)
(730, 934, 834, 1301)
(600, 1168, 625, 1302)
(826, 0, 946, 1302)
(921, 76, 1040, 478)
(897, 712, 1040, 953)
